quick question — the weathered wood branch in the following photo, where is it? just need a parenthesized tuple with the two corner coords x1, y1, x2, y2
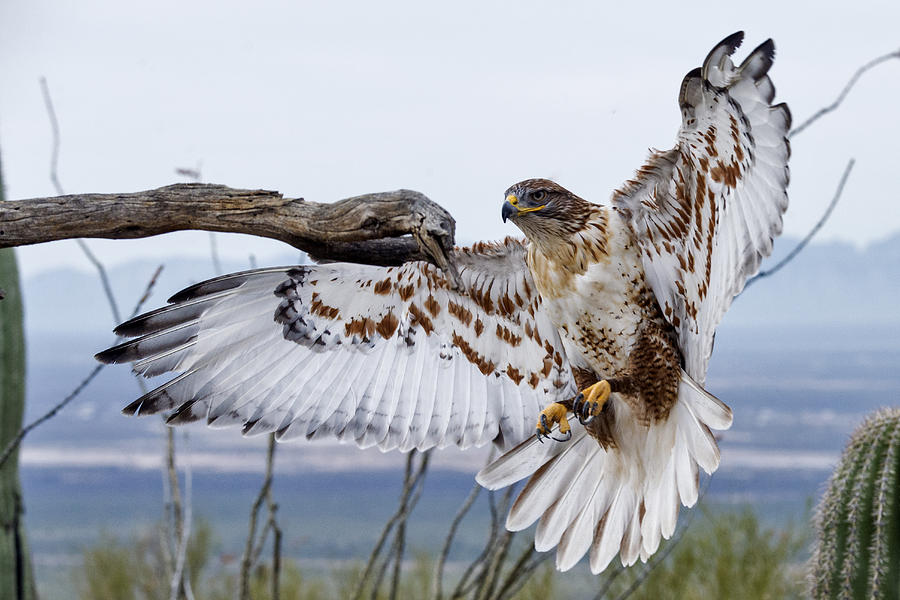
(0, 183, 460, 282)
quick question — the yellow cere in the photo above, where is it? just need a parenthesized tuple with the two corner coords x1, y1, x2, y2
(505, 194, 545, 214)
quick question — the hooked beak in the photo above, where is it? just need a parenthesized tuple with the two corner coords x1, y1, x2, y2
(502, 200, 517, 223)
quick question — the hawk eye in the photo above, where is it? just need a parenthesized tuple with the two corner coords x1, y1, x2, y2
(532, 190, 546, 202)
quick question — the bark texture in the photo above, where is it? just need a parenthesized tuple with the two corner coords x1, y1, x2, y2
(0, 184, 460, 283)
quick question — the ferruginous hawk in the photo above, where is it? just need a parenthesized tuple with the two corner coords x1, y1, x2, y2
(97, 31, 790, 572)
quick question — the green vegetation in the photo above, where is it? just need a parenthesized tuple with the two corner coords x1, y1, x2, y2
(810, 407, 900, 600)
(607, 508, 807, 600)
(0, 151, 37, 599)
(73, 506, 806, 600)
(74, 519, 553, 600)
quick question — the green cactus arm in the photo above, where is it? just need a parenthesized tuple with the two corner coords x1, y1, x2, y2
(811, 408, 900, 600)
(0, 153, 36, 599)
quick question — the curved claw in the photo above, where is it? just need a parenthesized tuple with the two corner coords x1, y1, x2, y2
(536, 411, 571, 443)
(550, 429, 572, 442)
(573, 381, 611, 425)
(573, 392, 592, 426)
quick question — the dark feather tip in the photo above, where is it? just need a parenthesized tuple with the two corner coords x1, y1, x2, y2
(95, 345, 125, 364)
(122, 399, 142, 416)
(113, 311, 156, 337)
(719, 31, 745, 53)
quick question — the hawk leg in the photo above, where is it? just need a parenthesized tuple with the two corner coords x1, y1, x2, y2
(573, 380, 611, 426)
(535, 403, 571, 443)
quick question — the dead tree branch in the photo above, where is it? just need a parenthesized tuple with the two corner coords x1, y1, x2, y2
(789, 49, 900, 138)
(0, 184, 460, 285)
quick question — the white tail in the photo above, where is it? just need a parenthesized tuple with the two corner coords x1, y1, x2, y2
(476, 370, 731, 573)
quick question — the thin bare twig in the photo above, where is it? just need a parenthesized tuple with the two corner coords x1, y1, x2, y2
(246, 435, 282, 587)
(388, 496, 408, 600)
(451, 488, 504, 599)
(0, 364, 103, 468)
(592, 562, 627, 600)
(475, 530, 514, 600)
(169, 433, 193, 600)
(175, 165, 220, 275)
(492, 545, 537, 600)
(164, 429, 186, 600)
(270, 512, 282, 600)
(208, 233, 222, 275)
(789, 49, 900, 138)
(239, 433, 279, 600)
(744, 158, 855, 289)
(495, 550, 554, 600)
(352, 450, 430, 600)
(369, 452, 421, 600)
(431, 482, 482, 600)
(0, 265, 162, 469)
(40, 76, 122, 324)
(459, 489, 515, 600)
(387, 454, 429, 600)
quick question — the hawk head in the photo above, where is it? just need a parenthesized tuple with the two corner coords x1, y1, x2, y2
(502, 178, 592, 244)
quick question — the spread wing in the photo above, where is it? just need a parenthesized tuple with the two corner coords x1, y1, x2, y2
(97, 238, 576, 452)
(612, 32, 791, 383)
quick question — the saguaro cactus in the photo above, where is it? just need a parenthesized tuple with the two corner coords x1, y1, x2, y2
(0, 152, 36, 599)
(810, 407, 900, 599)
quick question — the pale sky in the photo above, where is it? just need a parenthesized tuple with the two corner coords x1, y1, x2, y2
(1, 0, 898, 277)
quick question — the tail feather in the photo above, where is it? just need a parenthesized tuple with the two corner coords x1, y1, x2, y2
(590, 486, 633, 573)
(534, 442, 603, 551)
(556, 470, 614, 571)
(679, 373, 732, 429)
(476, 371, 730, 572)
(506, 431, 591, 531)
(674, 430, 700, 507)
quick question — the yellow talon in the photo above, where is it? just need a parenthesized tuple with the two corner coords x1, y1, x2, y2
(536, 402, 571, 443)
(575, 380, 611, 425)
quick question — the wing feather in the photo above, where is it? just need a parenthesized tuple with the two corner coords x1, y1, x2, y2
(99, 238, 575, 452)
(612, 32, 790, 382)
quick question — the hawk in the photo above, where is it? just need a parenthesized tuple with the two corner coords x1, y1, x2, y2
(97, 32, 790, 573)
